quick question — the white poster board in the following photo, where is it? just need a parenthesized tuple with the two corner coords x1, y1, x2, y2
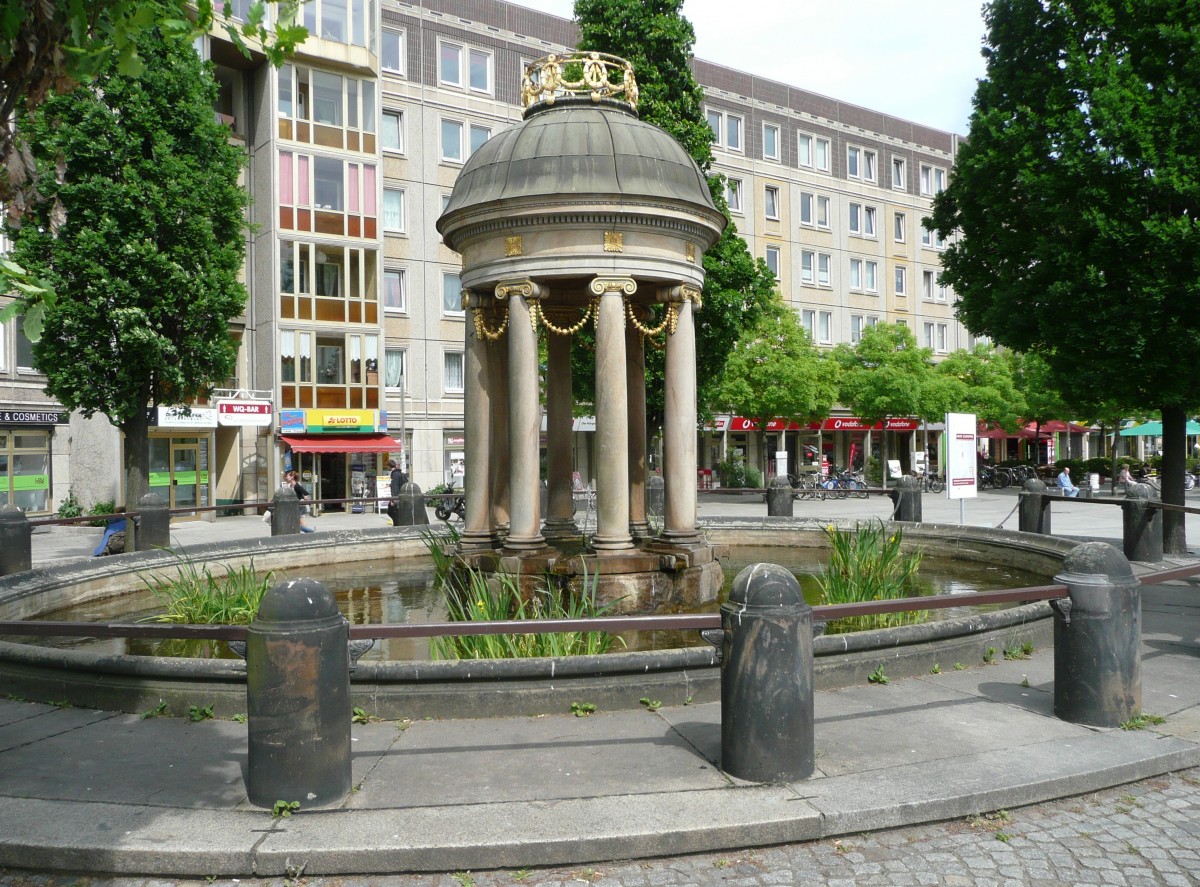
(945, 412, 978, 500)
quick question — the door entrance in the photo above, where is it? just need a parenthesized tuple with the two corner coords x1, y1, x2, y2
(317, 452, 347, 512)
(170, 443, 200, 515)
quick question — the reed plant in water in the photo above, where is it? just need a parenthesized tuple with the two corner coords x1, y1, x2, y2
(817, 520, 928, 633)
(421, 530, 623, 659)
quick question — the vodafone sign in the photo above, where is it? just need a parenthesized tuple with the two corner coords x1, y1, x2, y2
(726, 416, 920, 432)
(217, 400, 273, 427)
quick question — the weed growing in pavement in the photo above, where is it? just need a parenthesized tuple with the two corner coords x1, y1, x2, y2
(510, 869, 532, 881)
(982, 646, 997, 664)
(352, 706, 378, 724)
(1120, 712, 1166, 731)
(231, 713, 247, 723)
(271, 800, 299, 819)
(1020, 677, 1031, 688)
(451, 872, 475, 887)
(570, 701, 596, 717)
(868, 664, 889, 685)
(930, 663, 941, 674)
(639, 697, 662, 712)
(142, 700, 169, 719)
(954, 662, 966, 671)
(187, 704, 214, 722)
(1003, 640, 1034, 660)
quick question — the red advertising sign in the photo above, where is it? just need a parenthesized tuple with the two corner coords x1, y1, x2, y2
(726, 416, 921, 432)
(217, 400, 273, 427)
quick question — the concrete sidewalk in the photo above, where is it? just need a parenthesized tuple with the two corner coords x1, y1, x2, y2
(0, 579, 1197, 877)
(5, 490, 1198, 877)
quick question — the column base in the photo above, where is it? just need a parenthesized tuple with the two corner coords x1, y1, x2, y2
(503, 533, 548, 554)
(457, 530, 497, 551)
(542, 518, 581, 541)
(591, 533, 635, 551)
(658, 529, 704, 545)
(629, 521, 653, 541)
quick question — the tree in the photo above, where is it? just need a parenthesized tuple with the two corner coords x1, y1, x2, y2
(934, 345, 1026, 431)
(711, 302, 839, 458)
(832, 323, 934, 476)
(5, 5, 250, 508)
(571, 0, 778, 425)
(929, 0, 1200, 553)
(0, 1, 305, 224)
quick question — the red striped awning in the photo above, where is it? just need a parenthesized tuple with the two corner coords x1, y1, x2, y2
(280, 433, 402, 454)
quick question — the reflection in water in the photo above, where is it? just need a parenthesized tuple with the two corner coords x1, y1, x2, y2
(16, 550, 1047, 660)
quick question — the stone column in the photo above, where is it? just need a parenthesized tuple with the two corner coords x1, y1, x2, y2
(499, 280, 545, 551)
(626, 307, 650, 539)
(543, 308, 580, 539)
(662, 285, 701, 543)
(488, 319, 511, 540)
(460, 291, 494, 549)
(590, 277, 634, 551)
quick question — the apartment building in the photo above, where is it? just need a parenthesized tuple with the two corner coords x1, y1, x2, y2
(0, 0, 966, 513)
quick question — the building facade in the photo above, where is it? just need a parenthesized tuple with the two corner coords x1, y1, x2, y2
(0, 0, 969, 513)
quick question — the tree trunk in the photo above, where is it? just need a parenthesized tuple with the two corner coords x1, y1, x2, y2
(121, 411, 151, 510)
(1161, 405, 1187, 556)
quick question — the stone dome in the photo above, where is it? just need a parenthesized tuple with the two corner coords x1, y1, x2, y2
(437, 96, 720, 252)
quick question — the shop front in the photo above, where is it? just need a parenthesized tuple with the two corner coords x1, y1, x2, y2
(278, 408, 401, 512)
(150, 406, 217, 519)
(0, 408, 66, 514)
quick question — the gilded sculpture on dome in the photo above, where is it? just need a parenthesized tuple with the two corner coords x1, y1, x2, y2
(521, 52, 639, 111)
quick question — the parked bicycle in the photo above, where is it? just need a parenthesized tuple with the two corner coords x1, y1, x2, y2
(917, 469, 945, 493)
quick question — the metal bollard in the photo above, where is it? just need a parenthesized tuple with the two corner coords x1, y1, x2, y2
(136, 493, 170, 550)
(720, 563, 814, 783)
(1051, 542, 1141, 727)
(1019, 479, 1051, 534)
(389, 481, 429, 526)
(270, 486, 301, 536)
(888, 474, 922, 522)
(246, 578, 351, 809)
(0, 504, 32, 575)
(765, 475, 793, 517)
(1122, 483, 1162, 563)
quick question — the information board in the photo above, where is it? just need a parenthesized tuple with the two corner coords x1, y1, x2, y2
(945, 412, 978, 501)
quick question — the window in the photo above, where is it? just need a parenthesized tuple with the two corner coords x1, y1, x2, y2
(798, 133, 813, 167)
(851, 314, 878, 343)
(439, 41, 463, 87)
(864, 206, 876, 237)
(921, 222, 933, 247)
(801, 250, 815, 284)
(923, 270, 935, 299)
(818, 311, 832, 344)
(801, 309, 815, 338)
(441, 119, 464, 162)
(815, 137, 830, 170)
(705, 108, 742, 151)
(313, 156, 344, 209)
(934, 168, 946, 193)
(937, 322, 948, 352)
(763, 123, 780, 161)
(850, 258, 862, 290)
(382, 188, 404, 232)
(817, 252, 831, 286)
(799, 192, 814, 226)
(385, 348, 406, 389)
(847, 146, 860, 179)
(382, 110, 404, 152)
(15, 317, 36, 370)
(765, 246, 780, 278)
(894, 265, 907, 296)
(923, 322, 935, 349)
(469, 48, 491, 93)
(382, 29, 404, 74)
(383, 269, 406, 311)
(764, 185, 780, 220)
(863, 149, 876, 182)
(849, 203, 861, 235)
(725, 178, 742, 212)
(816, 195, 830, 229)
(936, 281, 948, 302)
(892, 157, 906, 190)
(312, 71, 343, 125)
(920, 164, 933, 195)
(444, 351, 464, 393)
(469, 124, 490, 156)
(865, 261, 878, 292)
(894, 212, 906, 243)
(443, 272, 463, 314)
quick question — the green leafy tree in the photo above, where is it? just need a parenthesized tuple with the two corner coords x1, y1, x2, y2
(571, 0, 778, 425)
(711, 303, 839, 457)
(929, 0, 1200, 553)
(934, 345, 1026, 431)
(833, 323, 934, 475)
(5, 6, 250, 507)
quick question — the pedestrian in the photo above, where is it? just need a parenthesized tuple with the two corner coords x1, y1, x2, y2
(1056, 465, 1080, 498)
(389, 458, 408, 496)
(288, 470, 317, 533)
(1118, 464, 1134, 488)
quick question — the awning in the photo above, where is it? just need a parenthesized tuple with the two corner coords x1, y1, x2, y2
(1027, 420, 1093, 434)
(1119, 420, 1200, 437)
(281, 433, 402, 453)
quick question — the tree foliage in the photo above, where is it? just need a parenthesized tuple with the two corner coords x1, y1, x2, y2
(711, 302, 839, 432)
(933, 345, 1026, 430)
(571, 0, 778, 423)
(929, 0, 1200, 551)
(832, 324, 933, 425)
(0, 0, 305, 223)
(5, 5, 250, 506)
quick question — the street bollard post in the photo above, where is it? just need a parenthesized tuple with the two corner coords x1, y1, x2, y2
(1051, 542, 1141, 727)
(136, 493, 170, 550)
(1122, 483, 1163, 563)
(1019, 479, 1051, 535)
(765, 475, 793, 517)
(720, 563, 814, 783)
(888, 474, 922, 522)
(0, 504, 32, 575)
(270, 486, 301, 536)
(389, 481, 429, 526)
(246, 578, 351, 809)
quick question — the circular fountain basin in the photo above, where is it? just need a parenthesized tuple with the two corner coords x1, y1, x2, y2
(0, 520, 1073, 718)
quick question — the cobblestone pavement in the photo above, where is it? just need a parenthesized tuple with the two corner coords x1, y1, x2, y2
(2, 768, 1197, 887)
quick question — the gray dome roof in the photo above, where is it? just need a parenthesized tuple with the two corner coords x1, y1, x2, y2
(438, 97, 717, 228)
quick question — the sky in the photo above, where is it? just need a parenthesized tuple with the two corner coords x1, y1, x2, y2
(509, 0, 991, 135)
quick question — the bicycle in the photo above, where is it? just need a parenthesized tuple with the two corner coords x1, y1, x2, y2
(918, 469, 945, 493)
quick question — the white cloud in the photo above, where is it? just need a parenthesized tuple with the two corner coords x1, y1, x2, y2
(508, 0, 988, 133)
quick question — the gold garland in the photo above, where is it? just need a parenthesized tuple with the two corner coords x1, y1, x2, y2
(626, 300, 677, 338)
(473, 305, 510, 341)
(535, 299, 596, 336)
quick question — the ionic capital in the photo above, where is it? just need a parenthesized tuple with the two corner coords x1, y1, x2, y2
(494, 279, 543, 301)
(589, 276, 637, 297)
(665, 284, 703, 309)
